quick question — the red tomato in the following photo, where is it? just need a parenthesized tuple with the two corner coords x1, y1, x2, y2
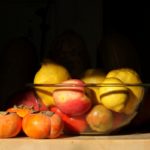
(50, 106, 88, 134)
(0, 112, 22, 138)
(22, 111, 64, 139)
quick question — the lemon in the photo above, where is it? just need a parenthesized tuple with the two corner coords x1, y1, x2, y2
(81, 68, 106, 83)
(99, 77, 129, 112)
(81, 68, 106, 104)
(33, 59, 71, 106)
(106, 68, 144, 114)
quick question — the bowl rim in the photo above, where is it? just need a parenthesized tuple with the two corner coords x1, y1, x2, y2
(26, 83, 150, 88)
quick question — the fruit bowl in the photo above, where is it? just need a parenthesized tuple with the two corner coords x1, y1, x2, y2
(31, 81, 149, 135)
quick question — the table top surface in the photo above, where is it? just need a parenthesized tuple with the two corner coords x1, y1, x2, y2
(0, 133, 150, 150)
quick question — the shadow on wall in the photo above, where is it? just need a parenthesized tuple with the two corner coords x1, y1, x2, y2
(0, 36, 39, 108)
(96, 32, 142, 76)
(45, 29, 92, 78)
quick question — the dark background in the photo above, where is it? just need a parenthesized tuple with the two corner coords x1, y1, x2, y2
(0, 0, 147, 104)
(0, 0, 146, 77)
(0, 0, 103, 66)
(0, 0, 146, 64)
(103, 0, 146, 81)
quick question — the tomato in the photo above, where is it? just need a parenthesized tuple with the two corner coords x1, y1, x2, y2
(0, 112, 22, 138)
(7, 105, 33, 118)
(22, 111, 64, 139)
(50, 106, 88, 134)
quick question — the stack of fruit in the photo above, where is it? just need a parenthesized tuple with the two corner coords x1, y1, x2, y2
(0, 59, 144, 139)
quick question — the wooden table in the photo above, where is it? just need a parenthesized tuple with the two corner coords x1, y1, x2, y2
(0, 133, 150, 150)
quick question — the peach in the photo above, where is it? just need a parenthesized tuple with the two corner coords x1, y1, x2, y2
(53, 79, 92, 116)
(86, 105, 114, 133)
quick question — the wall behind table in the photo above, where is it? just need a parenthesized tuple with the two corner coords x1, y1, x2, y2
(0, 0, 103, 67)
(0, 0, 47, 61)
(0, 0, 103, 107)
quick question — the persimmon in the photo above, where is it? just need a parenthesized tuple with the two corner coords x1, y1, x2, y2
(7, 105, 34, 118)
(0, 112, 22, 138)
(22, 111, 64, 139)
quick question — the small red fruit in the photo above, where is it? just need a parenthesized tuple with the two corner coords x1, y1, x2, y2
(51, 106, 88, 134)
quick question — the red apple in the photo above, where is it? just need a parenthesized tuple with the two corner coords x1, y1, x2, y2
(53, 79, 92, 116)
(58, 79, 85, 92)
(6, 88, 48, 111)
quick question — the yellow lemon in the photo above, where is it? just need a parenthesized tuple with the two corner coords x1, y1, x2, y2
(99, 77, 129, 112)
(106, 68, 144, 114)
(81, 68, 106, 104)
(33, 59, 71, 106)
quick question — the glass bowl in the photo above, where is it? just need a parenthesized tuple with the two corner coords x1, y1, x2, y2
(32, 82, 150, 135)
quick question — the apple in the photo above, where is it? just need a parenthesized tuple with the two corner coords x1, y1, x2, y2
(5, 88, 48, 111)
(57, 79, 85, 92)
(53, 79, 92, 116)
